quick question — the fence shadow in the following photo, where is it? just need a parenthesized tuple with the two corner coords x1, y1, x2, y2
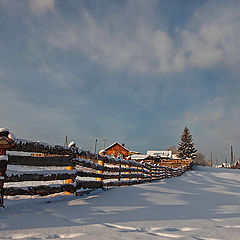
(2, 166, 239, 231)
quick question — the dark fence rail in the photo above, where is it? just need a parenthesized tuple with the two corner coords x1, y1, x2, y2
(8, 155, 75, 166)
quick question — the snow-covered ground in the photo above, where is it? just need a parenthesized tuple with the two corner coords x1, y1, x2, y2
(1, 166, 240, 240)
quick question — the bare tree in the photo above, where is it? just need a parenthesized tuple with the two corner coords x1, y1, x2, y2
(167, 145, 177, 154)
(193, 152, 211, 166)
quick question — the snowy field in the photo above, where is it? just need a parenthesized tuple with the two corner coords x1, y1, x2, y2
(0, 166, 240, 240)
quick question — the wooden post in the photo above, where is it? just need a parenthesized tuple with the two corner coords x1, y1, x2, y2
(65, 141, 77, 195)
(149, 166, 153, 181)
(139, 166, 143, 180)
(96, 160, 104, 182)
(64, 165, 75, 195)
(0, 154, 8, 207)
(0, 129, 14, 207)
(118, 163, 121, 181)
(210, 151, 213, 167)
(125, 165, 130, 180)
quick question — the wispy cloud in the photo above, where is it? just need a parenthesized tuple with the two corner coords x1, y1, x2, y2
(172, 96, 240, 161)
(28, 0, 55, 16)
(48, 1, 240, 74)
(0, 0, 239, 159)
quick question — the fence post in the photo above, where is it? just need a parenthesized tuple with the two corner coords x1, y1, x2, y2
(64, 165, 75, 195)
(125, 165, 130, 180)
(118, 163, 121, 181)
(64, 150, 76, 195)
(0, 128, 14, 207)
(96, 160, 104, 182)
(150, 166, 153, 181)
(139, 166, 143, 180)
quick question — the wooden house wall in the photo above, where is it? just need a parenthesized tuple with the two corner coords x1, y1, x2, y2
(157, 158, 192, 168)
(105, 144, 129, 158)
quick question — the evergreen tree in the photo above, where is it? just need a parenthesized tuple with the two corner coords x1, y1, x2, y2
(177, 127, 197, 159)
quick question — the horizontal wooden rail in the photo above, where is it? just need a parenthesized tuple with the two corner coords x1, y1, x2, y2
(71, 158, 151, 174)
(5, 170, 148, 183)
(77, 171, 146, 180)
(5, 183, 75, 196)
(103, 179, 151, 187)
(8, 155, 75, 167)
(102, 157, 146, 168)
(11, 140, 78, 156)
(6, 170, 76, 182)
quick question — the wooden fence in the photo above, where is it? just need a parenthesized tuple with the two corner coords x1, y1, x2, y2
(0, 137, 191, 207)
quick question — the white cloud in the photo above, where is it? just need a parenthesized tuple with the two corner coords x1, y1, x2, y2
(48, 1, 240, 74)
(177, 3, 240, 70)
(28, 0, 55, 16)
(173, 97, 240, 161)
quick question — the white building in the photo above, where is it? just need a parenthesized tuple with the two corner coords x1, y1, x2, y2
(147, 150, 172, 158)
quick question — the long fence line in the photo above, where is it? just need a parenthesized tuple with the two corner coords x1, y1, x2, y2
(0, 136, 192, 207)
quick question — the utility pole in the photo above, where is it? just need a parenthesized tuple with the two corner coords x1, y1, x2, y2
(94, 139, 98, 154)
(210, 151, 213, 167)
(230, 146, 233, 168)
(103, 139, 107, 149)
(64, 136, 68, 147)
(216, 159, 218, 167)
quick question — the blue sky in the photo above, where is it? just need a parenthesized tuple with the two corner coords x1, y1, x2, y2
(0, 0, 240, 163)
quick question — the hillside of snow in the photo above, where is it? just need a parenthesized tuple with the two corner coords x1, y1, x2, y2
(0, 166, 240, 240)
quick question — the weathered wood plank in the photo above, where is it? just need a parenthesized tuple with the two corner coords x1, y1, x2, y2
(11, 140, 78, 156)
(71, 158, 151, 174)
(8, 155, 75, 166)
(103, 179, 151, 187)
(103, 173, 145, 180)
(6, 170, 76, 182)
(4, 184, 75, 196)
(102, 157, 148, 169)
(76, 170, 145, 180)
(76, 180, 103, 189)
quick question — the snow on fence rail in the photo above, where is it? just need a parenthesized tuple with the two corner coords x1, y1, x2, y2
(0, 136, 190, 207)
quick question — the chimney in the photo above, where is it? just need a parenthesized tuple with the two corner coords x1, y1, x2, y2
(122, 143, 125, 147)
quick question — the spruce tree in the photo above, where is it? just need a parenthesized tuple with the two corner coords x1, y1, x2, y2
(177, 127, 197, 159)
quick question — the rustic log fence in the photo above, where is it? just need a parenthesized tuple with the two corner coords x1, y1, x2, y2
(0, 135, 191, 207)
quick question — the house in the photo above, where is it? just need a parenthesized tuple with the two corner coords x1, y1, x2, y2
(147, 150, 172, 158)
(146, 150, 193, 168)
(99, 142, 130, 159)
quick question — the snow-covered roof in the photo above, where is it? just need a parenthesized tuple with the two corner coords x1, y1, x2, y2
(99, 149, 105, 154)
(0, 155, 8, 161)
(172, 153, 179, 159)
(37, 141, 52, 147)
(8, 133, 16, 140)
(0, 128, 9, 133)
(103, 142, 130, 152)
(68, 141, 76, 148)
(131, 154, 149, 160)
(147, 150, 172, 158)
(15, 138, 34, 144)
